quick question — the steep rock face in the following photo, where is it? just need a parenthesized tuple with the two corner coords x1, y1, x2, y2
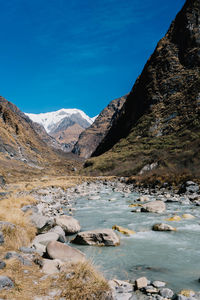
(84, 0, 200, 177)
(72, 95, 127, 158)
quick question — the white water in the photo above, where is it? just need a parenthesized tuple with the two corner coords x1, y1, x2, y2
(67, 187, 200, 292)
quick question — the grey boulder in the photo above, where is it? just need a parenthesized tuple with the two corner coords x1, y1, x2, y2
(30, 213, 54, 234)
(55, 215, 81, 235)
(32, 232, 59, 246)
(72, 229, 120, 246)
(46, 241, 86, 263)
(152, 224, 176, 232)
(141, 201, 166, 213)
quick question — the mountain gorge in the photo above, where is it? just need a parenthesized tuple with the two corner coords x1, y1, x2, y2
(83, 0, 200, 181)
(72, 95, 127, 158)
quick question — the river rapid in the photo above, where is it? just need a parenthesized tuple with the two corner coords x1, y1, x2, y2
(64, 181, 200, 293)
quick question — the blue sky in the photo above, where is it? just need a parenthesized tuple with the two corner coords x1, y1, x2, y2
(0, 0, 185, 117)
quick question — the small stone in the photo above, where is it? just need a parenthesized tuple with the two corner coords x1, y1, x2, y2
(138, 196, 150, 202)
(159, 288, 174, 298)
(144, 286, 158, 294)
(4, 252, 32, 266)
(19, 247, 35, 254)
(135, 277, 148, 289)
(182, 214, 195, 220)
(152, 224, 176, 232)
(112, 225, 135, 235)
(0, 232, 4, 245)
(0, 276, 14, 290)
(179, 290, 195, 297)
(152, 281, 166, 288)
(166, 216, 181, 222)
(0, 261, 6, 269)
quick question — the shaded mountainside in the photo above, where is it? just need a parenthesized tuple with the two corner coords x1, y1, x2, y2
(83, 0, 200, 180)
(0, 97, 82, 182)
(72, 95, 127, 158)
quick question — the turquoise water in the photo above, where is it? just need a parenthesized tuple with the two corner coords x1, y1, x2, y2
(68, 187, 200, 292)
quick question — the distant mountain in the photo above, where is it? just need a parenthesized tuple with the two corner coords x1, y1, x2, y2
(72, 95, 127, 158)
(83, 0, 200, 181)
(26, 109, 97, 152)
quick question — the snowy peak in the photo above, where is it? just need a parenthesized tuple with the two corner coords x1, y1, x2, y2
(25, 108, 95, 134)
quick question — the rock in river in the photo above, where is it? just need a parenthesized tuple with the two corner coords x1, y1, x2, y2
(141, 201, 166, 213)
(72, 229, 120, 246)
(112, 225, 135, 235)
(152, 223, 176, 232)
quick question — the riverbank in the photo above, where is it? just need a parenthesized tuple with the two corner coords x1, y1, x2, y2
(0, 176, 200, 299)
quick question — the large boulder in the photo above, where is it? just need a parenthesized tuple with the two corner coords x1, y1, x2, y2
(152, 223, 176, 232)
(141, 201, 166, 213)
(30, 213, 54, 234)
(55, 215, 81, 235)
(72, 229, 120, 246)
(32, 232, 59, 246)
(46, 241, 86, 263)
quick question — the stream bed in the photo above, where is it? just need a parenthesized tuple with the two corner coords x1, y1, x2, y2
(66, 185, 200, 293)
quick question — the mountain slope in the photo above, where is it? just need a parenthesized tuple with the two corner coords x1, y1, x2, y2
(83, 0, 200, 180)
(72, 95, 127, 158)
(26, 109, 95, 151)
(0, 97, 81, 182)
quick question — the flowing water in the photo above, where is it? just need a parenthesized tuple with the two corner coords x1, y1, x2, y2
(67, 186, 200, 292)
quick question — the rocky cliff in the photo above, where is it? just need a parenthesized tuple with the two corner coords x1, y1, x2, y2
(72, 95, 127, 158)
(83, 0, 200, 180)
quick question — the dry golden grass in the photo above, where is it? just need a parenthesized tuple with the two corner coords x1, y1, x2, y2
(0, 259, 109, 300)
(0, 196, 37, 250)
(0, 175, 112, 299)
(55, 261, 110, 300)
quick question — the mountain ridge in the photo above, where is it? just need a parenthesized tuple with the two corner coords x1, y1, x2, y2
(82, 0, 200, 181)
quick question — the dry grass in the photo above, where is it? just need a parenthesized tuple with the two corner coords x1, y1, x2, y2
(0, 257, 53, 300)
(0, 176, 112, 299)
(0, 196, 37, 250)
(0, 259, 110, 300)
(55, 261, 110, 300)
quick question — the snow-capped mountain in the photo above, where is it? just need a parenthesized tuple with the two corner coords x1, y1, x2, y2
(26, 109, 95, 134)
(25, 109, 97, 152)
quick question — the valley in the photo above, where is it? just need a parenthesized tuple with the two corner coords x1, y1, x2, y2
(0, 0, 199, 299)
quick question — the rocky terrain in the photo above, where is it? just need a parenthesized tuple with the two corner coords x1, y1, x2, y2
(72, 95, 127, 158)
(0, 177, 200, 299)
(83, 0, 200, 180)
